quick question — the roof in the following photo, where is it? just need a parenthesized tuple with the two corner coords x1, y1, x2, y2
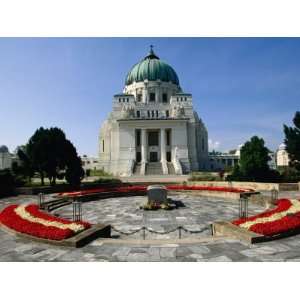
(125, 47, 180, 86)
(114, 94, 134, 97)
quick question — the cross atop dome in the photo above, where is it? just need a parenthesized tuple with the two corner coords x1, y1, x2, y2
(150, 45, 154, 54)
(145, 45, 159, 60)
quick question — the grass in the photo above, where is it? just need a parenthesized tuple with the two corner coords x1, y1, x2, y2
(92, 176, 121, 184)
(89, 169, 113, 177)
(23, 180, 67, 187)
(188, 172, 224, 182)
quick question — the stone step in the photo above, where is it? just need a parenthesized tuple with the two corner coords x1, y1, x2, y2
(146, 163, 163, 175)
(167, 163, 176, 175)
(133, 163, 141, 175)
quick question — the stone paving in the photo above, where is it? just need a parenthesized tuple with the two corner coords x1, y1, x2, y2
(0, 191, 300, 262)
(55, 192, 264, 239)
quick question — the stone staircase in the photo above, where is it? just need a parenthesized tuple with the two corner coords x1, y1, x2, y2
(167, 162, 176, 175)
(133, 163, 141, 175)
(145, 162, 163, 175)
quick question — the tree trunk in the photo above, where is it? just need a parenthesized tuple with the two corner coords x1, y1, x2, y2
(40, 172, 44, 186)
(50, 176, 56, 186)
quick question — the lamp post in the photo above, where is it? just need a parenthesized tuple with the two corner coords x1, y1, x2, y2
(239, 193, 248, 219)
(38, 193, 44, 209)
(73, 198, 82, 222)
(271, 188, 278, 202)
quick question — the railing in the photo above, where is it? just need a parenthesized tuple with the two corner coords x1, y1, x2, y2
(172, 147, 183, 175)
(172, 158, 182, 175)
(161, 160, 168, 175)
(111, 225, 212, 240)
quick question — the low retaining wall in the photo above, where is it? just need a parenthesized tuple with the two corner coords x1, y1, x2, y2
(169, 189, 244, 201)
(186, 181, 299, 191)
(212, 221, 264, 243)
(0, 223, 111, 248)
(213, 220, 300, 244)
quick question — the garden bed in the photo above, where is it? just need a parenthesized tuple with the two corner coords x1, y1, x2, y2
(57, 184, 252, 199)
(0, 204, 91, 241)
(213, 198, 300, 243)
(15, 181, 123, 195)
(232, 198, 300, 236)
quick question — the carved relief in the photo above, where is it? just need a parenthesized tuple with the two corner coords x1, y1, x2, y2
(121, 105, 135, 119)
(171, 104, 185, 118)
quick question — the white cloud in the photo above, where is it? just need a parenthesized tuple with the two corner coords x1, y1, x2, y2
(208, 139, 220, 151)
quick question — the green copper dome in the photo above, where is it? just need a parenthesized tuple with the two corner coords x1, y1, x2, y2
(125, 47, 180, 86)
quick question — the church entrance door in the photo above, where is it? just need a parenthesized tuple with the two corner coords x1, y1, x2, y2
(147, 130, 160, 162)
(149, 151, 158, 162)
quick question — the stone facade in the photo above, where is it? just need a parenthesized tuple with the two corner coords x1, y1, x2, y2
(0, 145, 12, 170)
(209, 145, 277, 171)
(276, 143, 290, 167)
(208, 152, 239, 171)
(98, 48, 209, 176)
(80, 155, 100, 172)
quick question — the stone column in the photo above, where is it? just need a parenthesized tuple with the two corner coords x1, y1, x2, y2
(143, 83, 148, 103)
(156, 86, 161, 103)
(141, 128, 147, 163)
(160, 128, 166, 163)
(160, 128, 168, 174)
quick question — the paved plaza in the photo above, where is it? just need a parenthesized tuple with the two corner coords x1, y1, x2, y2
(56, 193, 263, 239)
(0, 191, 300, 261)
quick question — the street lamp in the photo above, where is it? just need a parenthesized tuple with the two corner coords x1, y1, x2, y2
(38, 193, 44, 209)
(239, 193, 248, 219)
(271, 188, 278, 202)
(73, 198, 82, 222)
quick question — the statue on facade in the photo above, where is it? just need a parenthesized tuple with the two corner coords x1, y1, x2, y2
(121, 105, 135, 119)
(171, 104, 185, 118)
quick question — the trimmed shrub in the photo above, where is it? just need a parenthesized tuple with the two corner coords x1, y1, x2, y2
(0, 169, 16, 198)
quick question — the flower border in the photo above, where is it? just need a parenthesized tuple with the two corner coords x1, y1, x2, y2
(0, 204, 91, 240)
(58, 184, 250, 198)
(232, 198, 300, 236)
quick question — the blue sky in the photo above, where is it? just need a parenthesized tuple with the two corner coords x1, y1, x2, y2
(0, 37, 299, 155)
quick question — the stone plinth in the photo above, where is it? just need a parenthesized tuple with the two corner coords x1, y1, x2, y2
(147, 185, 167, 204)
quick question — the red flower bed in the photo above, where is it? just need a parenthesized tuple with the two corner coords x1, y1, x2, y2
(58, 185, 148, 197)
(0, 204, 91, 240)
(166, 185, 250, 193)
(59, 188, 108, 197)
(232, 199, 300, 237)
(250, 214, 300, 236)
(113, 186, 147, 193)
(58, 184, 249, 198)
(232, 199, 292, 226)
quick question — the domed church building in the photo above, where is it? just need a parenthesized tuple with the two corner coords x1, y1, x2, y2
(99, 47, 209, 176)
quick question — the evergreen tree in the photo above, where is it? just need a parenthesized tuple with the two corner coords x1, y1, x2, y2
(24, 127, 84, 186)
(227, 136, 280, 182)
(284, 111, 300, 172)
(64, 140, 85, 187)
(14, 145, 35, 183)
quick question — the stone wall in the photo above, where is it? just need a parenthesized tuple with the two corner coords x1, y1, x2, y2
(169, 190, 241, 200)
